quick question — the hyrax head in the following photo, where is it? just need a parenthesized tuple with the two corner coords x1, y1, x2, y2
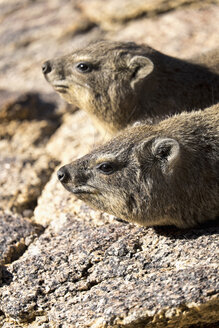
(42, 41, 154, 132)
(57, 126, 185, 228)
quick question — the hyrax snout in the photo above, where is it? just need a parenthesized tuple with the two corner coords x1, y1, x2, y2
(57, 104, 219, 229)
(43, 40, 219, 134)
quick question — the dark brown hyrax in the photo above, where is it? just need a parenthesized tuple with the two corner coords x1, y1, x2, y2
(57, 104, 219, 228)
(43, 41, 219, 134)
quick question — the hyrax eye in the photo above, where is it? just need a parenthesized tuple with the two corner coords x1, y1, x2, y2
(76, 62, 92, 73)
(96, 162, 115, 175)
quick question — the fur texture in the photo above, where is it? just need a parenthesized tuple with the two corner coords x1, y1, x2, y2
(43, 41, 219, 134)
(57, 104, 219, 228)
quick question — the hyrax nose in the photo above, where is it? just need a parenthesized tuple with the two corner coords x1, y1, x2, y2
(42, 61, 52, 75)
(57, 166, 69, 183)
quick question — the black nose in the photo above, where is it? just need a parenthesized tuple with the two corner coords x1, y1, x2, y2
(42, 61, 52, 74)
(57, 166, 69, 183)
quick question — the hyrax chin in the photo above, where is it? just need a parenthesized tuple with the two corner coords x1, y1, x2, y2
(57, 104, 219, 229)
(43, 40, 219, 134)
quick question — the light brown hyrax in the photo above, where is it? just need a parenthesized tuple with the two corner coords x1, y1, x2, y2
(57, 104, 219, 228)
(43, 41, 219, 134)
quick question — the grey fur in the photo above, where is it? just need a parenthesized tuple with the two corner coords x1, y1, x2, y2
(43, 41, 219, 134)
(57, 104, 219, 228)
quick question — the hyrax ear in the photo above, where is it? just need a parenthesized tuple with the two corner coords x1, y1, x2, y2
(152, 138, 180, 174)
(128, 55, 154, 89)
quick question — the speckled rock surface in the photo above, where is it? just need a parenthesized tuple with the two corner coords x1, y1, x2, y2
(0, 211, 43, 266)
(0, 153, 59, 214)
(0, 0, 219, 327)
(0, 93, 60, 214)
(1, 209, 219, 327)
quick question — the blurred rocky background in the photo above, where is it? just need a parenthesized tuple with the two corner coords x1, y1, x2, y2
(0, 0, 219, 327)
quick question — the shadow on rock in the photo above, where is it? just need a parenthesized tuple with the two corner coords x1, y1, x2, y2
(0, 265, 13, 287)
(0, 90, 60, 121)
(153, 219, 219, 240)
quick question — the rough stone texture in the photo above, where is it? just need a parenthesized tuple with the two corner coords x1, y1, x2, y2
(0, 93, 60, 214)
(0, 211, 43, 266)
(35, 110, 101, 226)
(0, 0, 219, 327)
(0, 0, 103, 94)
(77, 0, 216, 29)
(109, 4, 219, 58)
(0, 153, 59, 214)
(46, 110, 101, 163)
(1, 205, 219, 327)
(0, 91, 60, 122)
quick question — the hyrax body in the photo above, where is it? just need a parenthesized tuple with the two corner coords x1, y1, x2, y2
(57, 104, 219, 228)
(43, 41, 219, 134)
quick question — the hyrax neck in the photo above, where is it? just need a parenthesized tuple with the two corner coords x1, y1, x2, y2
(99, 52, 219, 134)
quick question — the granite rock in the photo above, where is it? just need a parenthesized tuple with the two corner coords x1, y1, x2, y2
(1, 203, 218, 327)
(77, 0, 217, 30)
(0, 0, 103, 94)
(0, 0, 219, 327)
(35, 110, 101, 226)
(0, 91, 60, 122)
(0, 91, 60, 214)
(0, 210, 43, 266)
(0, 153, 58, 214)
(108, 3, 219, 58)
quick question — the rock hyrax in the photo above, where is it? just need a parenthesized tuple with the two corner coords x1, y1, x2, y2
(57, 104, 219, 228)
(43, 41, 219, 134)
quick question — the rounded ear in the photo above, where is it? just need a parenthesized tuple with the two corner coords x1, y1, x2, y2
(152, 138, 180, 174)
(128, 55, 154, 89)
(134, 137, 153, 164)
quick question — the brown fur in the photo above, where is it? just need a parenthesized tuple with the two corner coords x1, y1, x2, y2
(57, 104, 219, 228)
(43, 41, 219, 134)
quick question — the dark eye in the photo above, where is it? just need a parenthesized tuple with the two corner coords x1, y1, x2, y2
(97, 162, 114, 175)
(76, 62, 92, 73)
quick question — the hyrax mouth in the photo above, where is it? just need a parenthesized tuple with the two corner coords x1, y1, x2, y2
(53, 84, 69, 93)
(57, 165, 99, 196)
(71, 185, 99, 195)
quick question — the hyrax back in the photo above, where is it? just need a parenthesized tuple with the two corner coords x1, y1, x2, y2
(43, 41, 219, 134)
(57, 104, 219, 228)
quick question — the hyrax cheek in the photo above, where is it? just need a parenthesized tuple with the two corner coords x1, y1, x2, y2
(68, 85, 91, 106)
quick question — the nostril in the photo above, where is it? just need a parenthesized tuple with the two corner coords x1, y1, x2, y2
(57, 170, 64, 181)
(42, 61, 52, 74)
(57, 167, 68, 183)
